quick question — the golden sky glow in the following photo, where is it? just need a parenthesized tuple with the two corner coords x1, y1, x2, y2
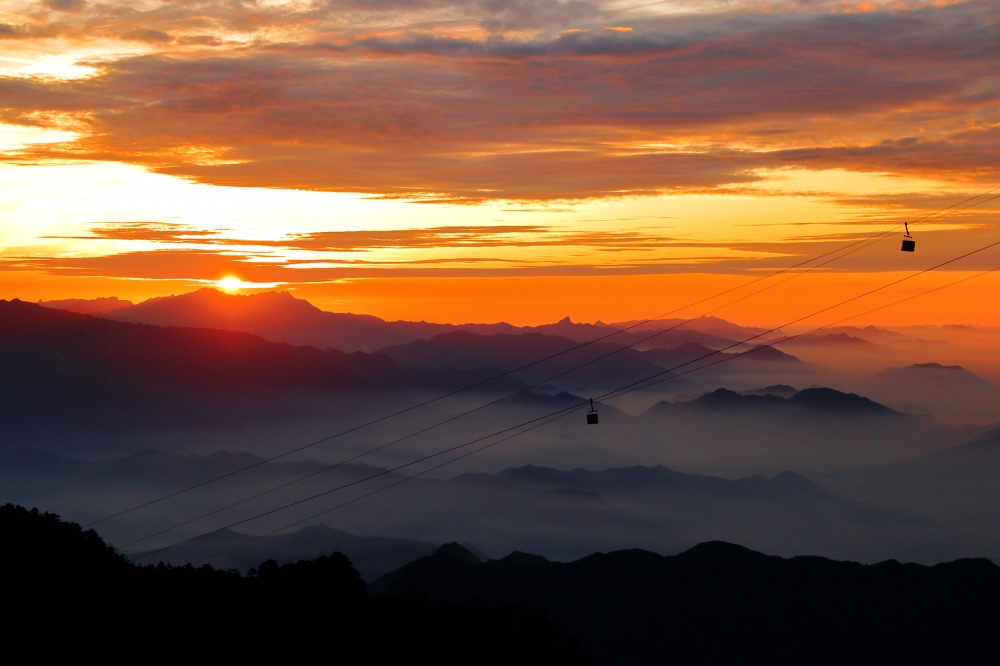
(1, 0, 998, 324)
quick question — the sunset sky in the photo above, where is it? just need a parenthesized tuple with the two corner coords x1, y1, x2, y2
(1, 0, 998, 325)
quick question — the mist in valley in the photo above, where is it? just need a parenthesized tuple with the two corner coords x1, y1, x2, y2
(2, 291, 999, 578)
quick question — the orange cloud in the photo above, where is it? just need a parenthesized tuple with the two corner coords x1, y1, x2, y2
(0, 0, 996, 201)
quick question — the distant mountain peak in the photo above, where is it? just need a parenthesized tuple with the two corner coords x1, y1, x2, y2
(676, 540, 768, 563)
(433, 542, 484, 565)
(690, 388, 757, 408)
(781, 332, 875, 346)
(741, 385, 798, 398)
(648, 386, 895, 416)
(788, 387, 893, 414)
(911, 362, 964, 371)
(136, 287, 321, 312)
(768, 470, 825, 494)
(38, 296, 133, 316)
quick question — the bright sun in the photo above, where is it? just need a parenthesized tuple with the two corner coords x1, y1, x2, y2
(217, 276, 244, 291)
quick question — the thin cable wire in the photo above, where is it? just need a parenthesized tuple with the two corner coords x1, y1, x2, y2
(119, 192, 961, 549)
(126, 197, 1000, 548)
(101, 188, 1000, 533)
(188, 410, 575, 565)
(131, 233, 1000, 562)
(598, 237, 1000, 400)
(81, 213, 876, 528)
(187, 262, 1000, 566)
(120, 230, 882, 549)
(92, 187, 1000, 527)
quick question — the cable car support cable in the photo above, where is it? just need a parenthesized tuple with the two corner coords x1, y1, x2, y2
(88, 187, 1000, 529)
(132, 233, 1000, 563)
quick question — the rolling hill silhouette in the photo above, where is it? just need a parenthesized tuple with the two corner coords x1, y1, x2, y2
(0, 448, 959, 565)
(641, 341, 802, 370)
(861, 363, 1000, 423)
(821, 325, 907, 343)
(608, 315, 779, 341)
(741, 384, 799, 398)
(637, 387, 970, 473)
(38, 295, 134, 316)
(0, 299, 522, 438)
(133, 524, 441, 581)
(646, 387, 893, 416)
(371, 541, 1000, 666)
(99, 288, 510, 352)
(818, 425, 1000, 559)
(776, 332, 877, 347)
(2, 504, 593, 662)
(378, 330, 671, 391)
(41, 289, 740, 352)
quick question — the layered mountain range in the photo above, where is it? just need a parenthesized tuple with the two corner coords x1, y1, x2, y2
(41, 289, 746, 353)
(2, 290, 998, 571)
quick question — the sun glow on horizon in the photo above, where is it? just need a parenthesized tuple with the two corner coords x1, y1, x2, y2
(217, 276, 248, 291)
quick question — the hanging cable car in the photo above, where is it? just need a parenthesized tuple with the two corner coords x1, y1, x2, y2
(901, 222, 915, 252)
(586, 398, 599, 425)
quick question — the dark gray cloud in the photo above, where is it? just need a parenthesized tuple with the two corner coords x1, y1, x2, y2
(43, 0, 87, 12)
(3, 0, 998, 200)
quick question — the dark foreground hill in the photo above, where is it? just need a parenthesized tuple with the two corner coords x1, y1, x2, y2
(0, 504, 592, 663)
(373, 542, 1000, 666)
(132, 524, 442, 581)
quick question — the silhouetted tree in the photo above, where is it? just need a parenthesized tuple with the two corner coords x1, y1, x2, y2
(1, 504, 595, 664)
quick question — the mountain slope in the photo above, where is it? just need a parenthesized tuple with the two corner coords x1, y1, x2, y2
(42, 289, 743, 352)
(609, 315, 778, 341)
(378, 330, 671, 391)
(861, 363, 1000, 424)
(135, 525, 440, 581)
(817, 426, 1000, 556)
(371, 541, 1000, 666)
(39, 296, 134, 316)
(776, 332, 878, 347)
(2, 505, 593, 663)
(0, 448, 958, 566)
(0, 299, 514, 439)
(102, 288, 488, 352)
(641, 341, 801, 369)
(636, 387, 969, 473)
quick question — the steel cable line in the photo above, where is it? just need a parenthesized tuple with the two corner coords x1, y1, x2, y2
(186, 259, 1000, 566)
(119, 190, 957, 549)
(118, 226, 876, 548)
(189, 410, 576, 565)
(83, 237, 849, 529)
(599, 270, 1000, 399)
(120, 191, 1000, 545)
(131, 232, 1000, 562)
(87, 188, 996, 528)
(597, 237, 1000, 401)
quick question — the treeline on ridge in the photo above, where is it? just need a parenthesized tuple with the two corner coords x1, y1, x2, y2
(0, 504, 592, 663)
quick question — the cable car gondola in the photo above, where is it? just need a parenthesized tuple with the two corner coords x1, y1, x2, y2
(586, 398, 599, 425)
(901, 222, 915, 252)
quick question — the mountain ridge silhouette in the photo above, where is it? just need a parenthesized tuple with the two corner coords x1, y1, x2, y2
(370, 539, 1000, 665)
(2, 503, 594, 663)
(41, 288, 740, 352)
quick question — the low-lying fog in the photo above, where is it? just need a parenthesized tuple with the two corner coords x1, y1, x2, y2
(2, 296, 998, 576)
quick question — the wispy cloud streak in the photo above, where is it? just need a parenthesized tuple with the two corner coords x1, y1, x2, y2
(0, 0, 995, 200)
